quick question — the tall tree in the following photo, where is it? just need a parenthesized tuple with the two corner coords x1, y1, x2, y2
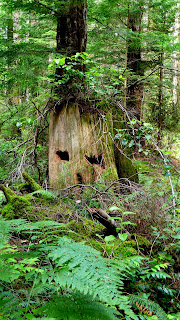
(172, 1, 179, 108)
(125, 1, 144, 121)
(49, 0, 138, 187)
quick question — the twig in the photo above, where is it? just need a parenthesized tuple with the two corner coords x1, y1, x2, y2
(149, 234, 160, 257)
(33, 0, 59, 15)
(7, 125, 49, 154)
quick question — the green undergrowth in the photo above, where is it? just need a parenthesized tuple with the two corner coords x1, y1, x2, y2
(0, 217, 175, 320)
(0, 216, 179, 320)
(0, 169, 179, 319)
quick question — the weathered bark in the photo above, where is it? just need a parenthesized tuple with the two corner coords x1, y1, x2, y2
(49, 103, 119, 187)
(87, 207, 118, 236)
(56, 1, 87, 56)
(126, 5, 144, 120)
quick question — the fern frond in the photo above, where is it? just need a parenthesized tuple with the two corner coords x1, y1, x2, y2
(141, 271, 171, 280)
(130, 294, 168, 320)
(43, 237, 139, 319)
(31, 189, 57, 200)
(0, 217, 27, 248)
(32, 292, 119, 320)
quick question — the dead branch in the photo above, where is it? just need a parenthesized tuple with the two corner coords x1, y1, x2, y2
(86, 206, 118, 234)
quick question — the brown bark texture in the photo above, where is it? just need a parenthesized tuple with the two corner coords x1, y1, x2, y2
(126, 8, 144, 120)
(49, 103, 119, 187)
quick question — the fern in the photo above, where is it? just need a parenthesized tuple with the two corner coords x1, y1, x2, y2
(38, 236, 143, 319)
(141, 271, 171, 280)
(31, 189, 57, 200)
(0, 216, 27, 248)
(130, 294, 168, 320)
(32, 292, 119, 320)
(0, 218, 170, 320)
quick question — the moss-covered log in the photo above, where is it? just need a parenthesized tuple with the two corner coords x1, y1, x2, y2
(17, 172, 41, 193)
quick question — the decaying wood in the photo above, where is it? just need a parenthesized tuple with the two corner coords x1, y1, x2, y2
(87, 206, 118, 235)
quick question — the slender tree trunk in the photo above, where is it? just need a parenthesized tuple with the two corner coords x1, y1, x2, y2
(157, 51, 164, 143)
(126, 5, 144, 121)
(172, 3, 179, 108)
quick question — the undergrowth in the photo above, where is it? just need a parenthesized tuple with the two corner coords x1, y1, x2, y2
(0, 217, 179, 320)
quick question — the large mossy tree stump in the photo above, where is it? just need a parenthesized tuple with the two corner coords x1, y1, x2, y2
(49, 102, 138, 188)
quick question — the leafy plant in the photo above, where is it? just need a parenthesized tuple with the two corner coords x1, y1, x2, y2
(109, 206, 136, 241)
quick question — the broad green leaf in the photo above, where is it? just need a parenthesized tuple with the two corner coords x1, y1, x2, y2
(104, 235, 116, 242)
(118, 233, 128, 241)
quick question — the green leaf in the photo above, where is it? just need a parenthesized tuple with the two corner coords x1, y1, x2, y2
(57, 57, 66, 66)
(172, 234, 180, 239)
(118, 233, 128, 241)
(122, 138, 128, 145)
(109, 206, 122, 212)
(104, 235, 116, 242)
(129, 140, 135, 147)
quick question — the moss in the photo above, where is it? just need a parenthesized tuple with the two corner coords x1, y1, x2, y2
(17, 182, 30, 193)
(87, 238, 105, 252)
(1, 203, 15, 219)
(0, 184, 16, 202)
(113, 114, 139, 183)
(87, 238, 138, 258)
(66, 219, 104, 237)
(0, 184, 35, 219)
(117, 246, 137, 257)
(22, 171, 41, 192)
(23, 194, 34, 201)
(1, 195, 32, 219)
(134, 235, 151, 249)
(12, 195, 31, 210)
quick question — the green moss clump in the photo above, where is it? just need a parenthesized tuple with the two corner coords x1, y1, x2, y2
(17, 182, 30, 193)
(21, 171, 41, 192)
(118, 246, 137, 257)
(66, 219, 104, 237)
(87, 238, 105, 252)
(1, 203, 15, 219)
(87, 238, 138, 257)
(1, 195, 32, 219)
(0, 184, 16, 202)
(0, 184, 33, 219)
(135, 235, 151, 249)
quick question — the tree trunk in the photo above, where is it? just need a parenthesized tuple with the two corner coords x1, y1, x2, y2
(172, 3, 179, 108)
(56, 1, 87, 56)
(49, 1, 138, 188)
(157, 52, 164, 143)
(126, 5, 144, 121)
